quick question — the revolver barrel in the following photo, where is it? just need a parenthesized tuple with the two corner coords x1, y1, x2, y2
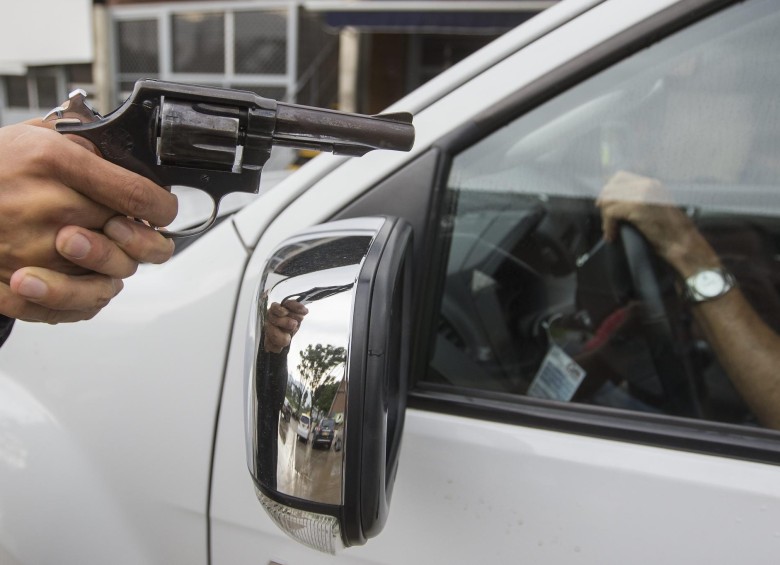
(272, 104, 415, 157)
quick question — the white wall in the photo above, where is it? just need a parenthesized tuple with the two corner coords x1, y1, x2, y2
(0, 0, 93, 74)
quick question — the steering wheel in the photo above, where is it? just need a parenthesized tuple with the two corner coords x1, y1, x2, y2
(619, 223, 702, 417)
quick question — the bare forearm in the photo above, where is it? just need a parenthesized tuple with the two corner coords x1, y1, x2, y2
(690, 289, 780, 429)
(666, 234, 780, 428)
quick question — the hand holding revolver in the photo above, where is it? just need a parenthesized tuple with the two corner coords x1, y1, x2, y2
(1, 79, 414, 326)
(264, 300, 310, 354)
(0, 118, 177, 324)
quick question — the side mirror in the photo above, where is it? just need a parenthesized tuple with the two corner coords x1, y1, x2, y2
(245, 216, 412, 553)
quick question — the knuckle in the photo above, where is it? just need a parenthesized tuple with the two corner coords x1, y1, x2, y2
(142, 234, 175, 264)
(160, 239, 176, 262)
(81, 309, 100, 321)
(43, 275, 115, 313)
(25, 137, 60, 169)
(51, 309, 95, 324)
(90, 242, 136, 278)
(0, 292, 23, 320)
(92, 284, 115, 310)
(42, 307, 62, 325)
(123, 178, 154, 218)
(89, 242, 116, 271)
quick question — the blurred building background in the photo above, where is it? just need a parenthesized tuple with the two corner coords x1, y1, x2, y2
(0, 0, 555, 126)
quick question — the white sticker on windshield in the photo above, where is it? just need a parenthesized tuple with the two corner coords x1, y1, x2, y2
(527, 345, 587, 402)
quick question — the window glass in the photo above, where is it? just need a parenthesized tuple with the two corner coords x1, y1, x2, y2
(117, 19, 159, 74)
(428, 0, 780, 430)
(235, 10, 287, 75)
(409, 34, 496, 90)
(172, 12, 225, 73)
(67, 64, 93, 84)
(4, 76, 28, 107)
(35, 75, 58, 109)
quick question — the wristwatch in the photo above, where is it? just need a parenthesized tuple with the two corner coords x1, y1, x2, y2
(683, 267, 736, 304)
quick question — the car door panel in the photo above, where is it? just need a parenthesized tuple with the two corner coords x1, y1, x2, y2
(213, 1, 780, 563)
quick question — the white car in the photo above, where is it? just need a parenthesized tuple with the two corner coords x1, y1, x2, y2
(296, 413, 311, 443)
(3, 0, 780, 563)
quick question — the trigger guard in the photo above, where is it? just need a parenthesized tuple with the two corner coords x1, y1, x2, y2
(162, 202, 220, 239)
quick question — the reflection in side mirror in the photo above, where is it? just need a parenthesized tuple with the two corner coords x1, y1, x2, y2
(245, 216, 412, 554)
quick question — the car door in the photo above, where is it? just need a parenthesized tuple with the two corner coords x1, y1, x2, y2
(212, 1, 780, 563)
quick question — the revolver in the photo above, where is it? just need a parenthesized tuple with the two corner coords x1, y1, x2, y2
(46, 79, 415, 237)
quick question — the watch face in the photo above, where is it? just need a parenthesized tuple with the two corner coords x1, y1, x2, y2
(694, 270, 727, 298)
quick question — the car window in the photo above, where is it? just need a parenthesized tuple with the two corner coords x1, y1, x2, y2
(425, 0, 780, 430)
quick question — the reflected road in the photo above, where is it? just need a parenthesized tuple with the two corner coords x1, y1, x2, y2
(276, 416, 343, 504)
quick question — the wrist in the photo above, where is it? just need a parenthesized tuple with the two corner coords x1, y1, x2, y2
(662, 229, 721, 278)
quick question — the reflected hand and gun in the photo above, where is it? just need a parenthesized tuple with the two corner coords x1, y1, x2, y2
(257, 281, 355, 504)
(263, 284, 354, 353)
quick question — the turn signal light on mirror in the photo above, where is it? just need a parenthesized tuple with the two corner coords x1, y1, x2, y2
(256, 488, 344, 554)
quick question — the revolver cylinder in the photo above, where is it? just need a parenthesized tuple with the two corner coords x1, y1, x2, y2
(159, 100, 242, 171)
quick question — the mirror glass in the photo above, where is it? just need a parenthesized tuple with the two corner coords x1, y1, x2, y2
(259, 243, 366, 505)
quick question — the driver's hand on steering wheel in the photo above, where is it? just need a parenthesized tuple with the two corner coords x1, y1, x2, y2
(596, 171, 719, 278)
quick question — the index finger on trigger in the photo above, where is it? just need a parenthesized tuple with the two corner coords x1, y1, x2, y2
(103, 217, 176, 265)
(52, 138, 179, 228)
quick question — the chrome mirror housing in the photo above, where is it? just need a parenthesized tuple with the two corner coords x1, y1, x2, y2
(245, 216, 412, 554)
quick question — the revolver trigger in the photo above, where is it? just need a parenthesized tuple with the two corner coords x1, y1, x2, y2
(43, 88, 101, 124)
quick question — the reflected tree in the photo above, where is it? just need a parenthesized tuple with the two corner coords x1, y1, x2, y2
(286, 381, 305, 416)
(297, 343, 346, 418)
(316, 381, 340, 416)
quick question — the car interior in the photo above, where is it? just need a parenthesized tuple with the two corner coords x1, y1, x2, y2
(425, 0, 780, 428)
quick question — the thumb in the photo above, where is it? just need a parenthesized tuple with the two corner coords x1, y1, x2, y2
(24, 116, 101, 156)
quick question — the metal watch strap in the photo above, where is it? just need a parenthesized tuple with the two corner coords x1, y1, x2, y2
(683, 267, 736, 304)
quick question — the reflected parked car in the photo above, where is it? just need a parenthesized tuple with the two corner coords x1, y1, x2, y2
(281, 399, 292, 422)
(311, 418, 336, 449)
(296, 413, 311, 443)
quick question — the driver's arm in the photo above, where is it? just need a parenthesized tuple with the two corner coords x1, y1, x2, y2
(597, 171, 780, 429)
